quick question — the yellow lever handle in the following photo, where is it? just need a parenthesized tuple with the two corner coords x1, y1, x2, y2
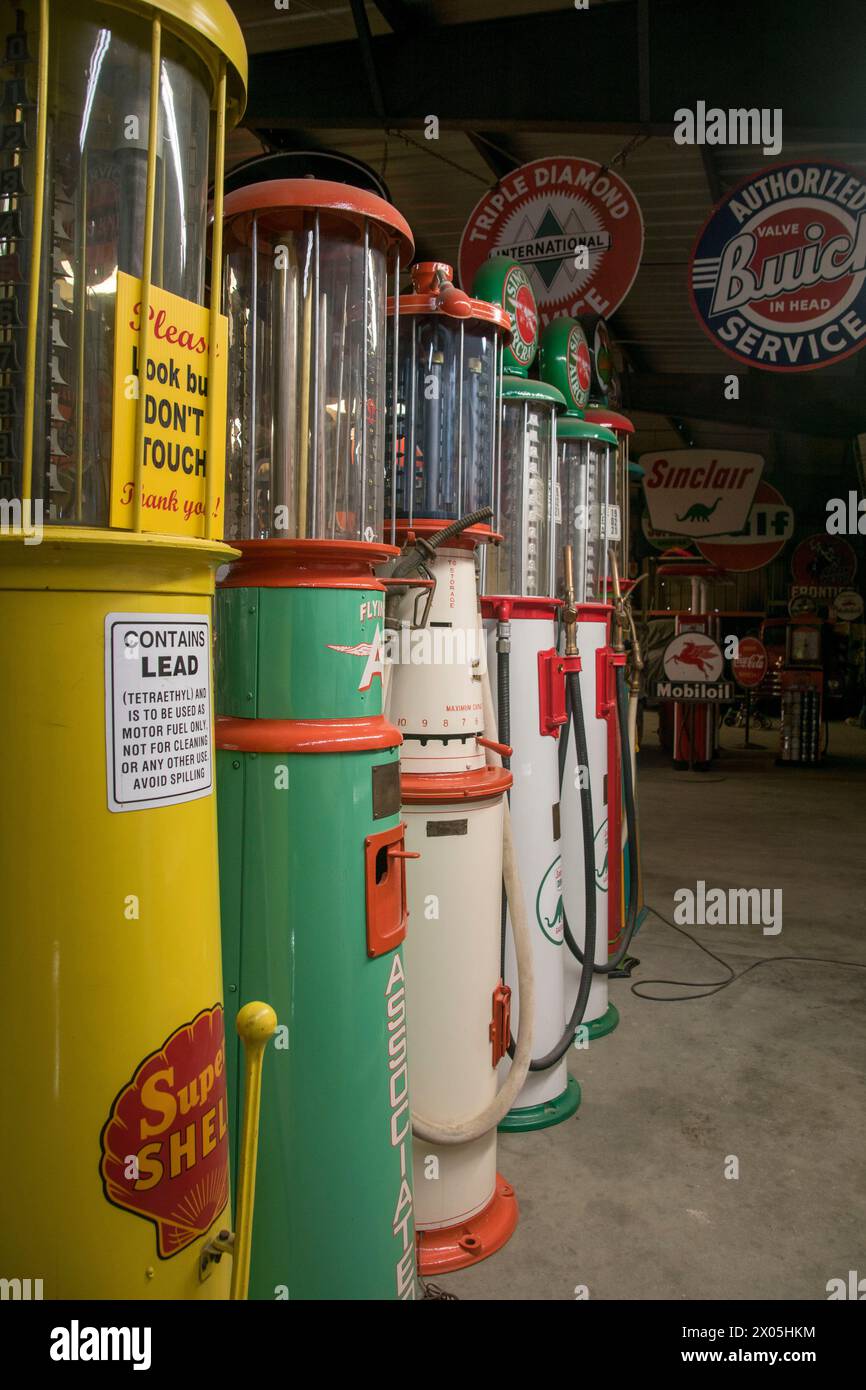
(230, 1000, 278, 1301)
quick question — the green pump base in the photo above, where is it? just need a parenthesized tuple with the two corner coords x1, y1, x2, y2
(584, 1001, 620, 1041)
(498, 1076, 581, 1132)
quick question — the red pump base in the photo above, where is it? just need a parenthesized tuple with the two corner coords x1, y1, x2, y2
(416, 1174, 519, 1275)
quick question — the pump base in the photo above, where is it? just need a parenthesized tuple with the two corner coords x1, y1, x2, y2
(498, 1076, 581, 1132)
(416, 1174, 518, 1275)
(585, 1002, 620, 1040)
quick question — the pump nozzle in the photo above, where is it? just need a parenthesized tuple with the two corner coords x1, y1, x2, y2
(561, 543, 578, 658)
(383, 506, 494, 631)
(608, 546, 646, 671)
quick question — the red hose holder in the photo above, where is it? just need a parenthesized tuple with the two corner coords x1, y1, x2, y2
(364, 823, 418, 958)
(538, 650, 582, 738)
(490, 981, 512, 1066)
(596, 648, 627, 720)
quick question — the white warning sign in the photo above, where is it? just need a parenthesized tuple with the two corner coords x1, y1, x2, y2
(105, 612, 213, 813)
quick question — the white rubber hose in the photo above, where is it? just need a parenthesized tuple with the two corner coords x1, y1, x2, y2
(410, 655, 535, 1145)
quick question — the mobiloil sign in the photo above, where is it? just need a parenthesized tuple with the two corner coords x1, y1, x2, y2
(0, 0, 274, 1299)
(216, 179, 418, 1299)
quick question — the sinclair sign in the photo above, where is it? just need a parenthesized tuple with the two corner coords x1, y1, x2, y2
(459, 156, 644, 327)
(690, 160, 866, 371)
(641, 450, 764, 538)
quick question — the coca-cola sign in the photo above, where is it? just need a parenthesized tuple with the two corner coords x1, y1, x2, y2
(732, 637, 769, 689)
(689, 160, 866, 371)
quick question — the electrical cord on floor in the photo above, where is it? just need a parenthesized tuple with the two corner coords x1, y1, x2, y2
(422, 1281, 459, 1300)
(631, 904, 866, 1003)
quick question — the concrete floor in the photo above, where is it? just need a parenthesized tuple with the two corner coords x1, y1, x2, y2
(432, 716, 866, 1300)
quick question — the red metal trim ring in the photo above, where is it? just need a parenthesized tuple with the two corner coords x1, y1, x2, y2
(401, 765, 512, 803)
(217, 714, 402, 754)
(416, 1174, 519, 1276)
(391, 519, 502, 549)
(583, 406, 635, 434)
(222, 178, 414, 263)
(218, 538, 398, 590)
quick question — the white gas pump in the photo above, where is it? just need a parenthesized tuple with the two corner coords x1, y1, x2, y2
(475, 262, 592, 1131)
(383, 263, 534, 1274)
(540, 319, 630, 1040)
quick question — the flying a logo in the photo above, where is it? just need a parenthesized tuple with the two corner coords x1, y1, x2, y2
(690, 160, 866, 371)
(327, 626, 385, 691)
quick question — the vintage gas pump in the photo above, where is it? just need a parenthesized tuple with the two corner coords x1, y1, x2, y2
(384, 262, 529, 1273)
(473, 263, 589, 1132)
(215, 179, 418, 1300)
(0, 0, 277, 1299)
(539, 319, 633, 1040)
(656, 555, 727, 770)
(583, 404, 647, 940)
(778, 618, 825, 764)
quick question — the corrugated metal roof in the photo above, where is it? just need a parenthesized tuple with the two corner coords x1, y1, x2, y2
(225, 1, 866, 448)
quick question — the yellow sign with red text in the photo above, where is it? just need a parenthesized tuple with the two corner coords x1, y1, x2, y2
(110, 271, 227, 538)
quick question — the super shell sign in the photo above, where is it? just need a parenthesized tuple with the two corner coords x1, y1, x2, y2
(690, 160, 866, 372)
(100, 1006, 229, 1258)
(459, 156, 645, 327)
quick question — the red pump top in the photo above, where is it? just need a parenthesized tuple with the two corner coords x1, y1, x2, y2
(390, 261, 511, 336)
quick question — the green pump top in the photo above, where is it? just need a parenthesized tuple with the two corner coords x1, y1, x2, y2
(556, 415, 618, 447)
(471, 259, 539, 375)
(538, 316, 593, 416)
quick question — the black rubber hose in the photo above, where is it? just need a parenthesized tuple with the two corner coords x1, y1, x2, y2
(425, 505, 493, 551)
(563, 663, 639, 974)
(497, 637, 511, 771)
(506, 666, 597, 1070)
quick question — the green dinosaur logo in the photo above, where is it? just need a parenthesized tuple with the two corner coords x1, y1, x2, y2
(676, 497, 723, 523)
(595, 818, 608, 892)
(536, 857, 565, 945)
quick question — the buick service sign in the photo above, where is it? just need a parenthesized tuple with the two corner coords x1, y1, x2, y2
(459, 156, 644, 327)
(689, 161, 866, 371)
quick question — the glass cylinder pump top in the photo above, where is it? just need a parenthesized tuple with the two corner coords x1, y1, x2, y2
(1, 0, 246, 530)
(386, 262, 510, 532)
(583, 405, 635, 591)
(222, 179, 413, 544)
(485, 380, 566, 598)
(555, 419, 619, 603)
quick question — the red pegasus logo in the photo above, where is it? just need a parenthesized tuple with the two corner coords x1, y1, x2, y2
(675, 640, 719, 676)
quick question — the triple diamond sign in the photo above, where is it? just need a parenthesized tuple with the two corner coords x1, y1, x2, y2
(458, 156, 645, 328)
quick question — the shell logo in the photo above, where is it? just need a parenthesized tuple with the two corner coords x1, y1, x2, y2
(100, 1006, 230, 1258)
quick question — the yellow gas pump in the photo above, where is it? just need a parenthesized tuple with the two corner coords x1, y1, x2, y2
(0, 0, 268, 1300)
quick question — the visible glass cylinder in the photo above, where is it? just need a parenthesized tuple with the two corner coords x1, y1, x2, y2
(223, 207, 391, 542)
(388, 316, 498, 523)
(1, 0, 213, 526)
(487, 397, 556, 597)
(556, 436, 617, 603)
